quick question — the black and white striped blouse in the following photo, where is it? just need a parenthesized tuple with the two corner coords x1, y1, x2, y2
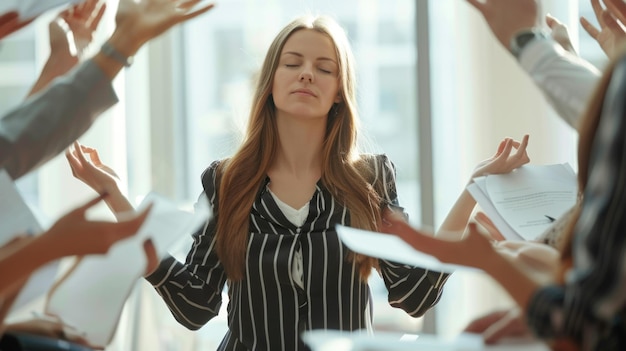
(146, 154, 448, 351)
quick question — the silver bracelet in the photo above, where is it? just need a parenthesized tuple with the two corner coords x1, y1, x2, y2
(100, 42, 134, 67)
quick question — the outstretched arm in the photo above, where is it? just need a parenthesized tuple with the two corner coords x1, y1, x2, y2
(465, 0, 601, 129)
(66, 141, 134, 218)
(0, 195, 151, 299)
(28, 0, 106, 96)
(0, 0, 215, 180)
(437, 135, 529, 239)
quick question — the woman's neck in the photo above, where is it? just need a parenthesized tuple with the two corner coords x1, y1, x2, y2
(272, 114, 326, 176)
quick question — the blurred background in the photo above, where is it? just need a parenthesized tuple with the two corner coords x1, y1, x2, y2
(1, 0, 605, 349)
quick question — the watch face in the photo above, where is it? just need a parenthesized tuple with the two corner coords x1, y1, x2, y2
(511, 30, 545, 57)
(516, 32, 538, 49)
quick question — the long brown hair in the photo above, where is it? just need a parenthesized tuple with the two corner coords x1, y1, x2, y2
(215, 15, 382, 281)
(558, 49, 626, 280)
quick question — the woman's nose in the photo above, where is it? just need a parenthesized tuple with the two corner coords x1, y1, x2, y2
(299, 65, 314, 82)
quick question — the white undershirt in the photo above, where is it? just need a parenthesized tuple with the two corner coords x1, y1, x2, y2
(268, 189, 308, 289)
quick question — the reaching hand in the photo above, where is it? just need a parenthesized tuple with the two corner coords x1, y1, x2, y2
(44, 194, 152, 257)
(471, 135, 530, 180)
(474, 211, 506, 241)
(464, 308, 532, 344)
(466, 0, 540, 50)
(3, 318, 97, 349)
(49, 0, 107, 61)
(494, 241, 559, 285)
(580, 0, 626, 59)
(112, 0, 216, 54)
(0, 11, 35, 40)
(66, 141, 121, 196)
(546, 14, 577, 55)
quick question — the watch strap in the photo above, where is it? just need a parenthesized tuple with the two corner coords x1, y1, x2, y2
(510, 29, 547, 58)
(100, 42, 134, 67)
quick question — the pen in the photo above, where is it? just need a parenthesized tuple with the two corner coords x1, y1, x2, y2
(545, 215, 556, 223)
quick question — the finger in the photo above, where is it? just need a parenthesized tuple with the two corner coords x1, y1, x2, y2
(474, 212, 506, 241)
(65, 144, 83, 174)
(87, 1, 106, 32)
(494, 138, 508, 157)
(464, 310, 509, 333)
(79, 145, 102, 164)
(176, 0, 203, 11)
(0, 12, 18, 26)
(545, 13, 562, 29)
(176, 2, 216, 22)
(605, 0, 626, 25)
(465, 0, 487, 17)
(483, 310, 526, 344)
(142, 238, 159, 276)
(494, 138, 514, 162)
(580, 16, 601, 40)
(602, 11, 625, 33)
(81, 0, 99, 17)
(74, 140, 92, 166)
(512, 134, 530, 159)
(591, 0, 607, 27)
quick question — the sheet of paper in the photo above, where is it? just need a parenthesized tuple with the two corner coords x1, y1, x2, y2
(44, 192, 211, 348)
(0, 170, 43, 245)
(336, 225, 479, 274)
(303, 330, 485, 351)
(469, 164, 577, 241)
(0, 0, 84, 20)
(0, 170, 59, 314)
(467, 180, 520, 241)
(485, 164, 576, 241)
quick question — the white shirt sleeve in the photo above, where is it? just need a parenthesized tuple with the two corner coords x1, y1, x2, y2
(518, 39, 602, 129)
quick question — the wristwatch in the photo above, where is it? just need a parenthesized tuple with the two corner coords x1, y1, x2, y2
(509, 29, 547, 58)
(100, 42, 134, 67)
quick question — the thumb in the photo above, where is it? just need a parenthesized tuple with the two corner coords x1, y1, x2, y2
(545, 13, 562, 29)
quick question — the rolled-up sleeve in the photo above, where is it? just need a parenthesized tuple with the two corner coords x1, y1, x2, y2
(0, 59, 117, 179)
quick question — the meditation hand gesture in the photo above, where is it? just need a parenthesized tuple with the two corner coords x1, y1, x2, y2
(66, 141, 121, 196)
(471, 135, 530, 180)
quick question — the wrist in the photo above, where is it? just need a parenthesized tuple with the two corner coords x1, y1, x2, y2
(107, 25, 145, 58)
(510, 28, 548, 58)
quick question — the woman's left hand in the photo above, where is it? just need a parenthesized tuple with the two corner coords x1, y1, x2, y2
(472, 135, 530, 180)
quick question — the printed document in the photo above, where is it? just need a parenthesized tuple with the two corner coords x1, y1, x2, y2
(467, 164, 577, 241)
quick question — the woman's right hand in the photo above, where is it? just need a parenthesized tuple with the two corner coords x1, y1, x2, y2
(66, 141, 121, 195)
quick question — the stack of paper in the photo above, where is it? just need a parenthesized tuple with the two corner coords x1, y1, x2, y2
(44, 192, 211, 348)
(467, 164, 577, 241)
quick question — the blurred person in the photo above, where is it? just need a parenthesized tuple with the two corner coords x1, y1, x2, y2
(382, 45, 626, 350)
(0, 0, 214, 180)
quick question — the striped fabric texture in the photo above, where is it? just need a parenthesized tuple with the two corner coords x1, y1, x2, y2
(146, 154, 448, 350)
